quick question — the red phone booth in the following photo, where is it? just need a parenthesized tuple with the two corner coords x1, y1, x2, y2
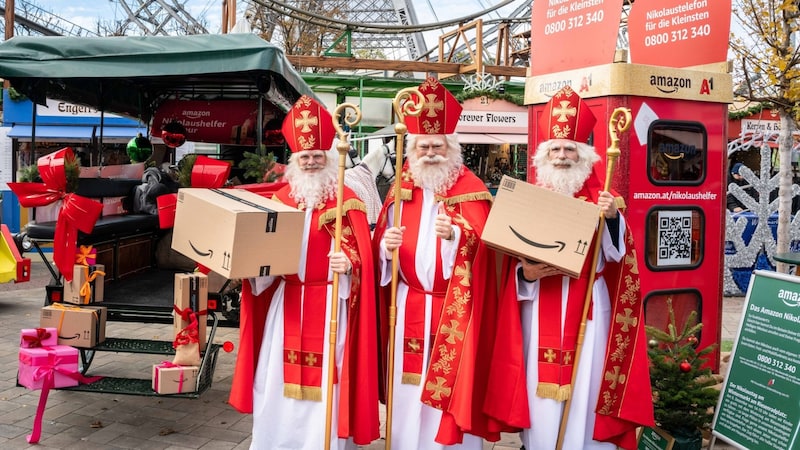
(526, 63, 732, 369)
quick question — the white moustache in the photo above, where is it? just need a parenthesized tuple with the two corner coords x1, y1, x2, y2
(301, 164, 324, 171)
(552, 160, 575, 168)
(419, 155, 448, 164)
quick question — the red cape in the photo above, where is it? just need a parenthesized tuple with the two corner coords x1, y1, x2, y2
(372, 165, 505, 444)
(484, 172, 654, 449)
(228, 185, 380, 445)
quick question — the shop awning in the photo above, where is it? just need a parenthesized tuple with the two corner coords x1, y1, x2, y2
(487, 133, 529, 145)
(8, 125, 94, 142)
(97, 126, 147, 143)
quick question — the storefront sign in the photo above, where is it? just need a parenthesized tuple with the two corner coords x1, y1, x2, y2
(530, 0, 624, 76)
(456, 97, 528, 134)
(37, 99, 125, 119)
(628, 0, 731, 68)
(151, 100, 282, 145)
(741, 119, 781, 134)
(712, 270, 800, 450)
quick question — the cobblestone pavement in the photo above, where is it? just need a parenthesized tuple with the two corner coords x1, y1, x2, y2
(0, 261, 742, 449)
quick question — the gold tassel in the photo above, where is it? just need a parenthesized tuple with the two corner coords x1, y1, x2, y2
(437, 192, 494, 206)
(536, 383, 572, 402)
(401, 373, 421, 385)
(284, 383, 303, 399)
(318, 198, 367, 229)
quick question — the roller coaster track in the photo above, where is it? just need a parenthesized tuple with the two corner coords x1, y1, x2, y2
(0, 0, 98, 37)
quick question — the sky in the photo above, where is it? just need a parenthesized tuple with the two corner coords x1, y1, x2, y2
(27, 0, 526, 54)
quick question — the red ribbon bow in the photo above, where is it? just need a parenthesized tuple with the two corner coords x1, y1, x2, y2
(21, 328, 52, 348)
(173, 313, 200, 348)
(8, 148, 103, 282)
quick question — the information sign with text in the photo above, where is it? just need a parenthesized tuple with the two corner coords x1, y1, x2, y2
(712, 270, 800, 450)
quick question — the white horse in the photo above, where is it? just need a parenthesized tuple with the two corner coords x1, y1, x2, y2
(344, 142, 395, 227)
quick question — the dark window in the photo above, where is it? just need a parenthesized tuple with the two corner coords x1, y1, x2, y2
(648, 121, 707, 185)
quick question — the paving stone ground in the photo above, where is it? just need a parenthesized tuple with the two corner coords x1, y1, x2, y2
(0, 260, 742, 449)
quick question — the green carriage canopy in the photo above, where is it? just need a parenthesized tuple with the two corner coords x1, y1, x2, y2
(0, 33, 317, 123)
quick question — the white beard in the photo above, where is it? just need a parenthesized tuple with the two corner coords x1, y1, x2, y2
(408, 153, 462, 194)
(285, 163, 338, 207)
(535, 159, 591, 197)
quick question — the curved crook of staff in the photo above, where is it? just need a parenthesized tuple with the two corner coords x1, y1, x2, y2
(385, 87, 424, 450)
(325, 102, 362, 450)
(555, 107, 632, 450)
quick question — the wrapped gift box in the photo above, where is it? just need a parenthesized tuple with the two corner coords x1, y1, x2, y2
(20, 327, 58, 348)
(18, 345, 80, 390)
(173, 273, 208, 351)
(40, 305, 107, 348)
(62, 264, 105, 305)
(152, 363, 199, 394)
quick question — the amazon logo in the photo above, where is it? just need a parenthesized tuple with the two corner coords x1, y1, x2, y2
(509, 226, 565, 252)
(188, 241, 213, 258)
(58, 333, 81, 341)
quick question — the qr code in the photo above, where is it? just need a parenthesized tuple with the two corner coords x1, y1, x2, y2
(658, 215, 692, 262)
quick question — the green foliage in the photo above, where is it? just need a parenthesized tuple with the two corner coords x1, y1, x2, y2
(176, 154, 197, 188)
(239, 148, 279, 183)
(728, 102, 775, 121)
(645, 300, 719, 435)
(17, 164, 40, 183)
(7, 86, 26, 101)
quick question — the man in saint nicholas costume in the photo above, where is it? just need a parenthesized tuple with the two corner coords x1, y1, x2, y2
(485, 85, 654, 450)
(228, 95, 380, 449)
(373, 76, 502, 449)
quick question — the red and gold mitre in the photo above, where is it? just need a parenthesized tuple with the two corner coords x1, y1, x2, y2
(539, 86, 597, 143)
(404, 77, 462, 135)
(281, 95, 336, 153)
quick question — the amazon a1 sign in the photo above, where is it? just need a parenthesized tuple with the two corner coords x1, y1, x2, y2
(628, 0, 731, 68)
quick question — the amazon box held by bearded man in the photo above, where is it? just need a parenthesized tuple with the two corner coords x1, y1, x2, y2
(482, 176, 600, 278)
(171, 188, 304, 279)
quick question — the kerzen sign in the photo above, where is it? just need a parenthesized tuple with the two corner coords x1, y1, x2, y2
(741, 119, 781, 134)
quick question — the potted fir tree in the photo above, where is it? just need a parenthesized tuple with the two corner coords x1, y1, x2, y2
(646, 300, 720, 450)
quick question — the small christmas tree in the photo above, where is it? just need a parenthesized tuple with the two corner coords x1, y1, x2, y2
(646, 299, 719, 450)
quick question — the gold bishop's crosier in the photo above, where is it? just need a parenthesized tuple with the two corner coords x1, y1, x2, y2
(324, 102, 361, 450)
(385, 87, 424, 450)
(555, 106, 632, 450)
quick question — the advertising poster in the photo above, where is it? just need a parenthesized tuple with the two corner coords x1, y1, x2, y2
(530, 0, 623, 76)
(628, 0, 731, 68)
(713, 270, 800, 449)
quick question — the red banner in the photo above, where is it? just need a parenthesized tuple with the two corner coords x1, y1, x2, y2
(530, 0, 623, 76)
(628, 0, 730, 68)
(151, 100, 283, 145)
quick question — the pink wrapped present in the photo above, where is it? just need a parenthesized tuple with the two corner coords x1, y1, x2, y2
(152, 361, 199, 394)
(20, 328, 58, 348)
(18, 345, 102, 444)
(18, 345, 80, 390)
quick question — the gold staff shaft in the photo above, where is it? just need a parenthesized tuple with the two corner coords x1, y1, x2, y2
(555, 107, 631, 450)
(324, 103, 361, 450)
(385, 87, 424, 450)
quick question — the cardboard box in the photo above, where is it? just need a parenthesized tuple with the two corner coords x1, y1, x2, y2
(40, 305, 107, 348)
(171, 188, 303, 279)
(18, 345, 80, 390)
(173, 273, 208, 351)
(152, 363, 199, 394)
(63, 264, 105, 305)
(482, 176, 601, 278)
(20, 327, 58, 348)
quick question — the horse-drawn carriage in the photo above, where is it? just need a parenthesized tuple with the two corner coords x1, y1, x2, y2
(0, 33, 317, 396)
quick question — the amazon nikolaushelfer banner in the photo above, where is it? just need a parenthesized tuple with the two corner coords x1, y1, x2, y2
(151, 100, 283, 145)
